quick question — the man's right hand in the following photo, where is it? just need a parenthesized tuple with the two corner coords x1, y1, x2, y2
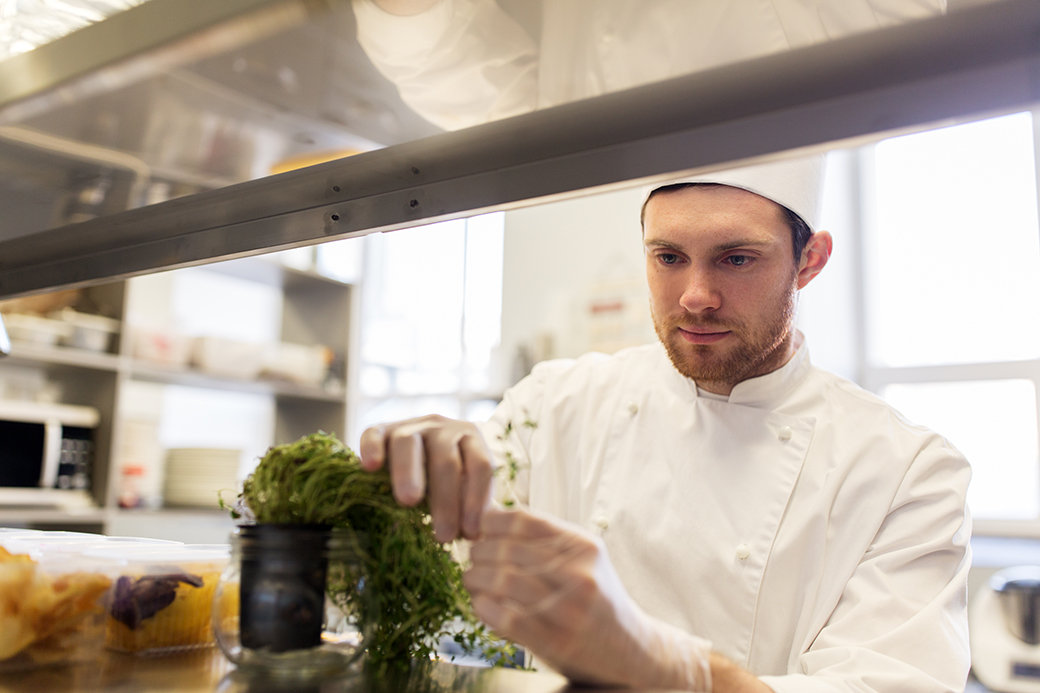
(370, 0, 441, 16)
(358, 414, 495, 543)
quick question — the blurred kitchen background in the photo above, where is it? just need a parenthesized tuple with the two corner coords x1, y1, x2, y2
(0, 1, 1038, 686)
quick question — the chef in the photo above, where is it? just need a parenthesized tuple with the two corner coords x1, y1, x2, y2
(350, 0, 947, 131)
(359, 155, 972, 692)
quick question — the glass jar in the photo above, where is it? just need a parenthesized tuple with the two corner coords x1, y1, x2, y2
(213, 524, 368, 678)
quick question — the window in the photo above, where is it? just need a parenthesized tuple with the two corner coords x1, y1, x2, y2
(349, 214, 505, 446)
(859, 111, 1040, 527)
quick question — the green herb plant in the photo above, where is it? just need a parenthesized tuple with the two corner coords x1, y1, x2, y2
(229, 431, 516, 671)
(496, 417, 536, 508)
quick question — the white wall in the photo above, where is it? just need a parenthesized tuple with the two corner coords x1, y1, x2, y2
(499, 185, 654, 385)
(794, 149, 860, 382)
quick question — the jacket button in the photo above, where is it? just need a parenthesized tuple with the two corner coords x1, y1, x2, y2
(736, 543, 750, 560)
(779, 426, 793, 441)
(627, 402, 639, 416)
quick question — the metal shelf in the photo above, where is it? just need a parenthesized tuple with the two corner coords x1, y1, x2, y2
(4, 341, 121, 372)
(1, 0, 1039, 298)
(127, 359, 344, 402)
(0, 507, 106, 526)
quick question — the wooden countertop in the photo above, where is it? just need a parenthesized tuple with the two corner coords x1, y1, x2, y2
(5, 647, 988, 692)
(0, 649, 590, 693)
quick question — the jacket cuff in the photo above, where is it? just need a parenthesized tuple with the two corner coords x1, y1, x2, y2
(352, 0, 456, 56)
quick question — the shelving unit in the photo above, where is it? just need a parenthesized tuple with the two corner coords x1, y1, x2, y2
(0, 255, 358, 539)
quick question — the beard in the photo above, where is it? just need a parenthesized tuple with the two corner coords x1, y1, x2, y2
(652, 281, 798, 390)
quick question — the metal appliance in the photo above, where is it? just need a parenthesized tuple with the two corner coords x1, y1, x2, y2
(0, 399, 100, 509)
(972, 566, 1040, 692)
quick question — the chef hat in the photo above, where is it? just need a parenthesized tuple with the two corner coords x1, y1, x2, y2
(642, 154, 826, 231)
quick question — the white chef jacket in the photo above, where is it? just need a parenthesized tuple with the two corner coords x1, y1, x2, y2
(352, 0, 947, 131)
(478, 340, 972, 692)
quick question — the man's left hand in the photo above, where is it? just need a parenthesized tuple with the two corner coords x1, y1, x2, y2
(464, 507, 713, 690)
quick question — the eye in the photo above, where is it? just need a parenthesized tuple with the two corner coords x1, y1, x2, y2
(658, 252, 681, 265)
(724, 254, 752, 267)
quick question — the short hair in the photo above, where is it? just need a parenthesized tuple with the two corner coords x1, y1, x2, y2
(641, 183, 814, 263)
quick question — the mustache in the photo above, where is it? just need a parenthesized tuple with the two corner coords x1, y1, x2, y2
(667, 313, 733, 330)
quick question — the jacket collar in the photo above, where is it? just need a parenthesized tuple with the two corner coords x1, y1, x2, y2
(669, 333, 813, 408)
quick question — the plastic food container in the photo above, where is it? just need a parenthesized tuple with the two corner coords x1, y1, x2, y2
(262, 343, 333, 385)
(0, 545, 115, 672)
(85, 544, 231, 655)
(192, 337, 265, 379)
(51, 308, 120, 353)
(1, 313, 72, 347)
(131, 328, 193, 367)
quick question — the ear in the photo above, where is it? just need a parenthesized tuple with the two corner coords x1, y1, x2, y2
(796, 231, 832, 289)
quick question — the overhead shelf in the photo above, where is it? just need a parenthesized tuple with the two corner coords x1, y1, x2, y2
(0, 0, 1038, 298)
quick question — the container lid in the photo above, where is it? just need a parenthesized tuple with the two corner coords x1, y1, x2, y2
(81, 543, 230, 566)
(2, 533, 179, 559)
(1, 530, 107, 551)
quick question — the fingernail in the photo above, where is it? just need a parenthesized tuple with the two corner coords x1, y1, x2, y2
(395, 482, 421, 506)
(436, 523, 457, 544)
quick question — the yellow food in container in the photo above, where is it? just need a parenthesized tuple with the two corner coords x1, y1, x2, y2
(0, 546, 113, 671)
(85, 545, 231, 655)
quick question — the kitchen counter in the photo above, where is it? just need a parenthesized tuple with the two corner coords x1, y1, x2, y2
(0, 647, 997, 692)
(0, 649, 626, 693)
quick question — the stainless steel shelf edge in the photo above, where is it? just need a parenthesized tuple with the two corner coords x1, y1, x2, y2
(1, 0, 1039, 298)
(128, 360, 344, 401)
(0, 0, 323, 124)
(3, 343, 122, 371)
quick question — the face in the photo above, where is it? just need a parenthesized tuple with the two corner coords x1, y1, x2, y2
(642, 185, 829, 394)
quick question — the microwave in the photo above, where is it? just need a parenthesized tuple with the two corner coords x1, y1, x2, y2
(0, 400, 100, 499)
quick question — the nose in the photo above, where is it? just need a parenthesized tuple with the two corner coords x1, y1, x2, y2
(678, 269, 721, 314)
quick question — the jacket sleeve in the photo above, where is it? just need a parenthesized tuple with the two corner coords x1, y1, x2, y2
(351, 0, 538, 131)
(760, 440, 972, 693)
(352, 0, 947, 131)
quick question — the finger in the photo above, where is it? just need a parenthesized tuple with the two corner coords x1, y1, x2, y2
(481, 506, 576, 541)
(470, 592, 528, 644)
(471, 593, 566, 663)
(387, 425, 427, 506)
(463, 564, 553, 606)
(358, 424, 388, 471)
(469, 536, 564, 568)
(425, 430, 463, 542)
(459, 432, 494, 539)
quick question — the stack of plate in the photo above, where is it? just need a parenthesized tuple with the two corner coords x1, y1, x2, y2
(163, 448, 241, 509)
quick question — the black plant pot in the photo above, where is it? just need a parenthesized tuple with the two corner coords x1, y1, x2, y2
(238, 524, 331, 653)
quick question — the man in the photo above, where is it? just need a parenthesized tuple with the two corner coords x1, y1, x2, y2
(359, 156, 972, 691)
(351, 0, 947, 131)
